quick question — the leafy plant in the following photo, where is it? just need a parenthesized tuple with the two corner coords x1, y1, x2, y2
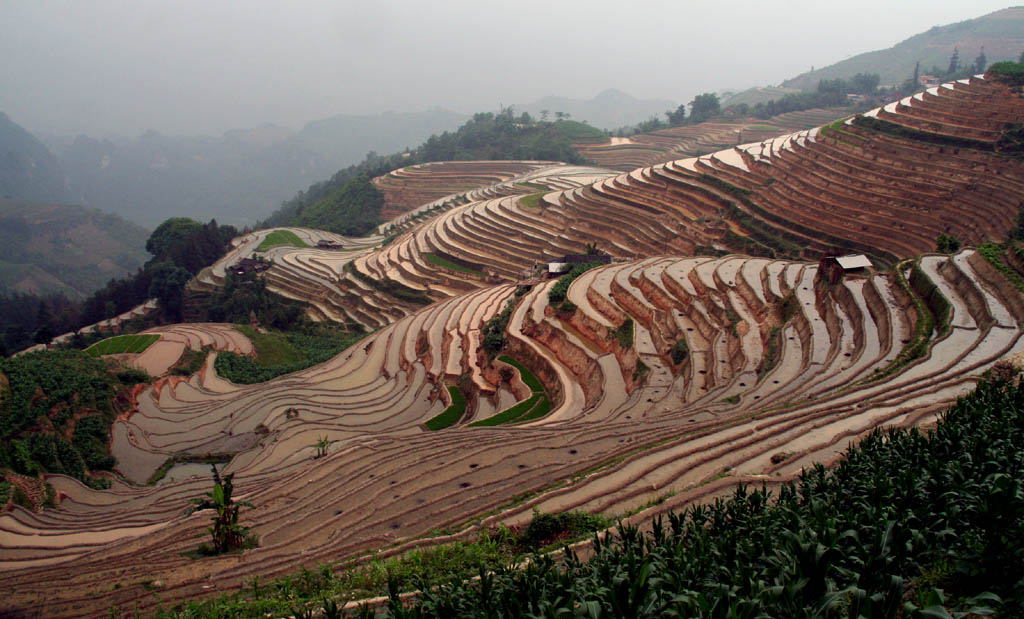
(187, 465, 256, 555)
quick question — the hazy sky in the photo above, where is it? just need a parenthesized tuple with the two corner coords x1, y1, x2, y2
(0, 0, 1013, 137)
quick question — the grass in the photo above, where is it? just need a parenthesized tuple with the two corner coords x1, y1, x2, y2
(467, 355, 553, 427)
(745, 125, 780, 131)
(469, 394, 544, 427)
(424, 385, 467, 431)
(497, 355, 544, 392)
(236, 325, 303, 367)
(424, 253, 484, 276)
(84, 334, 160, 357)
(256, 229, 311, 251)
(978, 242, 1024, 295)
(519, 192, 545, 209)
(169, 346, 210, 376)
(153, 509, 610, 618)
(515, 181, 549, 193)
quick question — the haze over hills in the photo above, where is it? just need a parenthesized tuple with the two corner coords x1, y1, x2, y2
(0, 112, 74, 205)
(0, 199, 149, 298)
(509, 89, 677, 130)
(782, 6, 1024, 89)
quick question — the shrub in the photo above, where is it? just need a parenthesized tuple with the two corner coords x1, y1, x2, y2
(548, 262, 601, 305)
(671, 338, 689, 364)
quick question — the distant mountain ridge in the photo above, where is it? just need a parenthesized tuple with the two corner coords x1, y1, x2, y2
(782, 7, 1024, 90)
(509, 89, 678, 130)
(0, 199, 149, 298)
(8, 109, 471, 229)
(0, 112, 74, 205)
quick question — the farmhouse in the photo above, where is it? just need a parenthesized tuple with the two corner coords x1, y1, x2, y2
(230, 257, 271, 276)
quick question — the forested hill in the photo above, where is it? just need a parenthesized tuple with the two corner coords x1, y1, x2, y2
(782, 7, 1024, 89)
(261, 112, 604, 234)
(0, 200, 149, 298)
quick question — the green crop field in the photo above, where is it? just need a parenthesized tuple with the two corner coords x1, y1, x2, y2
(84, 334, 160, 357)
(256, 229, 311, 251)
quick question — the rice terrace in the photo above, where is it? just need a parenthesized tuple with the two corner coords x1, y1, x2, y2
(2, 7, 1024, 617)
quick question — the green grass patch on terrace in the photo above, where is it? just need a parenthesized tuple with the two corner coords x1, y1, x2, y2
(469, 393, 545, 427)
(424, 385, 467, 431)
(498, 355, 544, 392)
(745, 125, 780, 131)
(424, 252, 484, 276)
(515, 181, 549, 193)
(518, 192, 545, 209)
(213, 325, 364, 384)
(979, 242, 1024, 295)
(255, 229, 311, 251)
(469, 355, 551, 426)
(84, 333, 160, 357)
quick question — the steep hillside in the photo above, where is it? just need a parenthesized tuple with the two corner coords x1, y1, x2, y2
(5, 242, 1023, 614)
(0, 112, 73, 205)
(783, 7, 1024, 89)
(3, 71, 1024, 618)
(252, 73, 1020, 331)
(0, 200, 149, 298)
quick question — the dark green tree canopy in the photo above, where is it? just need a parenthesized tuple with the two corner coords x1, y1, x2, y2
(688, 93, 721, 125)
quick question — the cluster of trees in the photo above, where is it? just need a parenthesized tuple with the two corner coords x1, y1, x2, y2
(733, 73, 880, 120)
(0, 217, 237, 355)
(903, 47, 992, 93)
(0, 349, 145, 486)
(263, 110, 596, 232)
(626, 74, 880, 136)
(289, 174, 384, 236)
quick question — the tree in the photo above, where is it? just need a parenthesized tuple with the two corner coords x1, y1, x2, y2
(936, 233, 961, 254)
(540, 109, 550, 122)
(1019, 50, 1024, 64)
(975, 47, 987, 74)
(148, 261, 191, 320)
(187, 465, 255, 555)
(947, 47, 960, 75)
(666, 104, 687, 126)
(913, 61, 920, 87)
(554, 111, 567, 121)
(313, 435, 331, 459)
(689, 93, 721, 125)
(849, 72, 880, 94)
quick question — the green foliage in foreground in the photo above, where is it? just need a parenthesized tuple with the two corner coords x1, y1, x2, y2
(0, 350, 131, 483)
(256, 229, 311, 251)
(397, 373, 1024, 617)
(424, 385, 466, 431)
(214, 326, 363, 384)
(157, 374, 1023, 617)
(186, 466, 257, 557)
(84, 333, 160, 357)
(154, 510, 610, 618)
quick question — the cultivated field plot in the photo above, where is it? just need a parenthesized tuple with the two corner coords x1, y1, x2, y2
(3, 247, 1022, 615)
(3, 75, 1024, 615)
(84, 333, 160, 357)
